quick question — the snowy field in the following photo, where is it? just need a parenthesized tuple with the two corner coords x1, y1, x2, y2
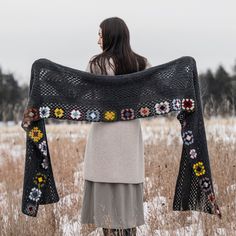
(0, 116, 235, 235)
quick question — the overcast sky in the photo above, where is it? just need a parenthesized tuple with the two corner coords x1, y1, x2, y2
(0, 0, 235, 85)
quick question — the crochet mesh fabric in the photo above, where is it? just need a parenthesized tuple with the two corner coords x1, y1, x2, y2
(21, 56, 221, 219)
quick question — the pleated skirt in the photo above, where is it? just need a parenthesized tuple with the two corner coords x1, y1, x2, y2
(80, 179, 145, 229)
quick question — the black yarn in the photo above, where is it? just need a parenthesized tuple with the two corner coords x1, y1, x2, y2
(21, 56, 221, 219)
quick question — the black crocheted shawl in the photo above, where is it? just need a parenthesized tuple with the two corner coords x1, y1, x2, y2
(21, 56, 221, 218)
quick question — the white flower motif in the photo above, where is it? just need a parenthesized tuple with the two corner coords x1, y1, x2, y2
(39, 106, 50, 118)
(200, 177, 211, 192)
(189, 149, 197, 159)
(41, 158, 49, 169)
(29, 187, 42, 202)
(70, 109, 81, 119)
(38, 140, 47, 156)
(155, 101, 170, 114)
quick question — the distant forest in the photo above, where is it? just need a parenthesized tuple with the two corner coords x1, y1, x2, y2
(0, 62, 236, 123)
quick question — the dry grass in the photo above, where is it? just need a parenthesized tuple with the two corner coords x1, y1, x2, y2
(0, 116, 235, 236)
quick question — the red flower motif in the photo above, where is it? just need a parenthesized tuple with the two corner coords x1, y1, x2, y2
(208, 193, 222, 219)
(208, 193, 215, 202)
(182, 98, 195, 112)
(139, 107, 150, 117)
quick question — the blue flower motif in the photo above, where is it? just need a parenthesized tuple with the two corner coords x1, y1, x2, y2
(86, 109, 100, 121)
(29, 187, 42, 202)
(172, 99, 181, 111)
(121, 108, 135, 120)
(182, 130, 194, 145)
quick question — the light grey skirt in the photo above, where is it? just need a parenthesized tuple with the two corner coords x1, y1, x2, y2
(80, 180, 145, 229)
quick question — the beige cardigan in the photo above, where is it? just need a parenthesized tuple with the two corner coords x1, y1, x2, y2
(83, 57, 151, 183)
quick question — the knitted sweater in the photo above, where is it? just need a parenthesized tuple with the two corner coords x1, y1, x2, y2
(20, 56, 221, 219)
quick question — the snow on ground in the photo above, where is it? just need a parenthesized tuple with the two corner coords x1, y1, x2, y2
(0, 117, 235, 235)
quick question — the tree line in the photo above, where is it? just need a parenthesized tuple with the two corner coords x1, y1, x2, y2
(199, 63, 236, 117)
(0, 62, 235, 123)
(0, 68, 28, 122)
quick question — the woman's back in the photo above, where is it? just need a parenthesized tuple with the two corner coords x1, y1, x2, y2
(83, 57, 151, 183)
(81, 16, 151, 232)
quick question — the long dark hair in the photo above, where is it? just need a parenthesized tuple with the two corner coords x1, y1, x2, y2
(90, 17, 148, 75)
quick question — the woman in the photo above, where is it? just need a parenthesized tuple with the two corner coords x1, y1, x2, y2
(80, 17, 151, 236)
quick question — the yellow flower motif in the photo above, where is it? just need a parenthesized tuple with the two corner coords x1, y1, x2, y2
(28, 127, 43, 142)
(54, 108, 64, 118)
(104, 111, 116, 121)
(33, 172, 47, 188)
(193, 161, 206, 176)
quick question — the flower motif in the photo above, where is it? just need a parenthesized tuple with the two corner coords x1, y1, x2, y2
(22, 108, 40, 128)
(28, 127, 43, 142)
(193, 161, 206, 176)
(208, 193, 215, 203)
(54, 108, 64, 118)
(25, 203, 37, 216)
(41, 158, 49, 169)
(172, 99, 181, 111)
(155, 101, 170, 114)
(182, 130, 194, 145)
(38, 140, 47, 156)
(86, 109, 100, 121)
(23, 107, 40, 120)
(207, 193, 222, 218)
(70, 109, 81, 120)
(22, 120, 31, 129)
(29, 187, 42, 202)
(189, 149, 197, 159)
(121, 108, 135, 120)
(139, 107, 150, 117)
(104, 111, 117, 121)
(33, 172, 47, 188)
(199, 177, 211, 192)
(182, 98, 195, 112)
(39, 106, 50, 118)
(185, 66, 191, 73)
